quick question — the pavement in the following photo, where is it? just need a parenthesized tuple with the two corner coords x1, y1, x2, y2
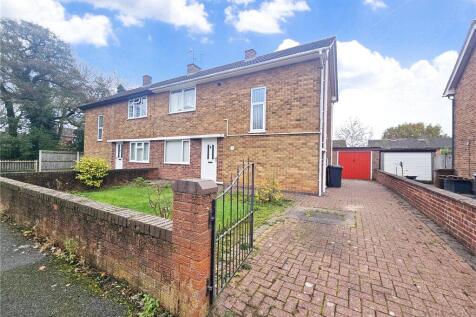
(0, 221, 127, 317)
(213, 180, 476, 317)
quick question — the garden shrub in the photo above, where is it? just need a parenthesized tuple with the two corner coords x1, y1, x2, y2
(74, 156, 109, 188)
(256, 176, 284, 203)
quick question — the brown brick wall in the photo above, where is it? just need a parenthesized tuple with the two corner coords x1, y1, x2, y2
(376, 170, 476, 254)
(222, 134, 319, 193)
(454, 48, 476, 179)
(0, 176, 218, 316)
(84, 59, 326, 193)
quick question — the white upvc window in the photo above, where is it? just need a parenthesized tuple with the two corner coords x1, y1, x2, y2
(169, 88, 196, 113)
(250, 87, 266, 133)
(97, 115, 104, 141)
(164, 140, 190, 164)
(128, 96, 147, 119)
(129, 142, 150, 163)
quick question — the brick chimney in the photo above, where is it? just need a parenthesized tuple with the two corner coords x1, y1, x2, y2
(142, 74, 152, 86)
(245, 49, 256, 60)
(187, 63, 201, 75)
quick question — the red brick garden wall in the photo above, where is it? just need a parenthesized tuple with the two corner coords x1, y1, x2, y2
(376, 170, 476, 254)
(0, 177, 217, 316)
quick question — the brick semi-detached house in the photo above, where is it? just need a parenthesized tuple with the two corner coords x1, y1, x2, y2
(80, 38, 338, 195)
(444, 20, 476, 180)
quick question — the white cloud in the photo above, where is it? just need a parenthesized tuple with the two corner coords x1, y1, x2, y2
(225, 0, 310, 34)
(364, 0, 387, 10)
(1, 0, 113, 46)
(79, 0, 212, 33)
(228, 0, 255, 5)
(334, 40, 457, 138)
(276, 38, 300, 50)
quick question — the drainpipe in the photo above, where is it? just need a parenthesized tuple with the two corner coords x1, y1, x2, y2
(450, 95, 455, 171)
(322, 51, 329, 194)
(318, 59, 325, 196)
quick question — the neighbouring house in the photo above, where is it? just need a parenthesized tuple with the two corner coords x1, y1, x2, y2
(58, 127, 76, 146)
(333, 137, 452, 181)
(79, 38, 338, 195)
(443, 20, 476, 180)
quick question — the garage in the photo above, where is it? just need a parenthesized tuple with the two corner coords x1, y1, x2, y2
(381, 151, 433, 181)
(337, 150, 372, 180)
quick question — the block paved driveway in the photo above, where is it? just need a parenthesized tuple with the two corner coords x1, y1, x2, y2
(213, 180, 476, 317)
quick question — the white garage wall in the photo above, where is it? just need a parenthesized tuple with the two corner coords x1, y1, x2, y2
(382, 152, 433, 181)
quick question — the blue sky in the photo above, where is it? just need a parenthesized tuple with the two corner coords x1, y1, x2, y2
(2, 0, 475, 137)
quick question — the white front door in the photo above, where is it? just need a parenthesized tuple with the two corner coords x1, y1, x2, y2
(115, 142, 123, 169)
(201, 138, 217, 181)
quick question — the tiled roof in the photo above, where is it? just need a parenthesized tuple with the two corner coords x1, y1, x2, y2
(79, 37, 336, 110)
(368, 137, 452, 150)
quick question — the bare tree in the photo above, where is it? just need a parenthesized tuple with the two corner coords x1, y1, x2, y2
(336, 118, 373, 147)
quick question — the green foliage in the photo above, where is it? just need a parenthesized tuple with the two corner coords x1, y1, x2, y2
(256, 177, 284, 203)
(139, 294, 160, 317)
(74, 157, 109, 188)
(382, 122, 447, 139)
(148, 184, 173, 219)
(132, 177, 148, 187)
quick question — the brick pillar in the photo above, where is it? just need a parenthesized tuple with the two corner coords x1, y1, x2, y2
(172, 179, 217, 317)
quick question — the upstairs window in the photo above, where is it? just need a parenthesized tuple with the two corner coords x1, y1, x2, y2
(164, 140, 190, 164)
(128, 96, 147, 119)
(97, 115, 104, 141)
(250, 87, 266, 132)
(169, 88, 196, 113)
(130, 142, 150, 163)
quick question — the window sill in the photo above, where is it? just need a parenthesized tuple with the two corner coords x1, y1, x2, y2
(127, 116, 148, 120)
(97, 139, 103, 142)
(164, 162, 190, 165)
(249, 130, 266, 134)
(129, 160, 150, 164)
(168, 109, 196, 115)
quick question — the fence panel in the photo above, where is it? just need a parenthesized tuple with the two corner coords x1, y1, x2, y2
(0, 160, 38, 172)
(434, 154, 452, 170)
(39, 150, 81, 171)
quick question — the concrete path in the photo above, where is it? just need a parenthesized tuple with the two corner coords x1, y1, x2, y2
(0, 221, 127, 317)
(214, 180, 476, 316)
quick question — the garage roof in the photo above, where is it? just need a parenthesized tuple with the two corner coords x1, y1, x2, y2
(368, 137, 452, 150)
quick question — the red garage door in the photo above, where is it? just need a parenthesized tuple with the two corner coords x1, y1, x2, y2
(338, 151, 371, 180)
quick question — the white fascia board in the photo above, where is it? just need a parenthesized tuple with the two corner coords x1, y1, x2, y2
(150, 47, 330, 93)
(107, 134, 224, 143)
(443, 22, 476, 97)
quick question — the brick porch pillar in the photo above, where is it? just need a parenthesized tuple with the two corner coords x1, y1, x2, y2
(172, 179, 217, 317)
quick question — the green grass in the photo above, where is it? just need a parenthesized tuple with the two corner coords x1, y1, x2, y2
(76, 184, 290, 229)
(77, 184, 172, 215)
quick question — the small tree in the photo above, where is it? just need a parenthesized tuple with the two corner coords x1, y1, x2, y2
(74, 157, 109, 188)
(382, 122, 446, 139)
(336, 118, 373, 147)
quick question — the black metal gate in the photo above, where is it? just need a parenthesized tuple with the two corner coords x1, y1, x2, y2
(208, 161, 255, 303)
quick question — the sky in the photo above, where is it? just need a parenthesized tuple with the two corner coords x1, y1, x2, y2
(2, 0, 475, 138)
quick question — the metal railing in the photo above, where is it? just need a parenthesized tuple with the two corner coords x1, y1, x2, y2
(0, 160, 38, 172)
(209, 160, 255, 303)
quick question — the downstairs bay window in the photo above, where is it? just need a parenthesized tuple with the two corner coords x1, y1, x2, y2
(129, 142, 149, 163)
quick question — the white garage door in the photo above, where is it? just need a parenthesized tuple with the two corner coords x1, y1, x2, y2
(382, 152, 433, 181)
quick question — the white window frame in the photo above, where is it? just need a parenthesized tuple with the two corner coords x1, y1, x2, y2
(168, 87, 196, 114)
(164, 139, 191, 165)
(129, 141, 150, 163)
(128, 96, 148, 119)
(250, 87, 266, 133)
(97, 115, 104, 141)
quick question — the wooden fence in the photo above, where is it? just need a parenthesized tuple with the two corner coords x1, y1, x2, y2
(0, 160, 38, 172)
(39, 150, 81, 171)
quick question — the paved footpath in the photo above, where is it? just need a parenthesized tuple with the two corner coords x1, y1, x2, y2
(0, 221, 127, 317)
(214, 180, 476, 317)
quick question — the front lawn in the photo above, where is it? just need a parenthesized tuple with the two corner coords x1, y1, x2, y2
(76, 183, 290, 228)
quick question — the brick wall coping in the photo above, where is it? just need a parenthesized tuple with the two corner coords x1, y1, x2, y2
(172, 178, 218, 195)
(377, 171, 476, 209)
(0, 176, 173, 241)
